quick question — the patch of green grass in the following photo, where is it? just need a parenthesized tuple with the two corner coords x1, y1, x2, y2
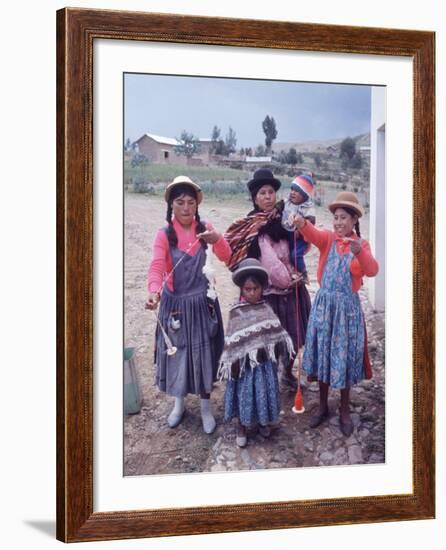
(124, 161, 301, 198)
(124, 161, 251, 184)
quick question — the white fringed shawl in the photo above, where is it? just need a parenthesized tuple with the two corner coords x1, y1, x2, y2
(217, 301, 295, 380)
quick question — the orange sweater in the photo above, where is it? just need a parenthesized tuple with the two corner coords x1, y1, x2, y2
(299, 221, 379, 293)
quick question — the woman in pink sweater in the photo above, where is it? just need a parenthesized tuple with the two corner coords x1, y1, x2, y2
(225, 168, 312, 391)
(293, 191, 379, 437)
(146, 176, 231, 434)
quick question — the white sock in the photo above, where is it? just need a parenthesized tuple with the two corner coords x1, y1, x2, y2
(167, 397, 185, 428)
(200, 398, 216, 434)
(172, 397, 185, 414)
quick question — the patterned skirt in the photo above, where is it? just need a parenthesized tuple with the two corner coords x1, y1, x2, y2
(223, 359, 280, 427)
(302, 288, 365, 389)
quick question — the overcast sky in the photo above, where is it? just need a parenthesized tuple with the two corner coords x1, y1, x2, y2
(124, 73, 372, 148)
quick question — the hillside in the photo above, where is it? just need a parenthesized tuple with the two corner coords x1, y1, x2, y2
(271, 133, 370, 153)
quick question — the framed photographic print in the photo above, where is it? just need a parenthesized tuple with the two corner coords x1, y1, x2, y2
(56, 7, 435, 542)
(123, 74, 384, 478)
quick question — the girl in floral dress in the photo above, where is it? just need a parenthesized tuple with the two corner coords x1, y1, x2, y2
(293, 191, 379, 436)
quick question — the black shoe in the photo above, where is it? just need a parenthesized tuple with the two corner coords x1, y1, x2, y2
(339, 416, 354, 437)
(309, 409, 329, 429)
(258, 425, 271, 438)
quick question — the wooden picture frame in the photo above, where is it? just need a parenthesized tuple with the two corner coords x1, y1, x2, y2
(56, 7, 435, 542)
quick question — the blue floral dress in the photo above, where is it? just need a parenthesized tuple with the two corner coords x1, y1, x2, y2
(223, 359, 281, 427)
(302, 241, 365, 389)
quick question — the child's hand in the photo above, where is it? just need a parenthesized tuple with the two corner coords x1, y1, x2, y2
(145, 292, 160, 310)
(291, 214, 306, 229)
(345, 237, 362, 255)
(197, 229, 220, 244)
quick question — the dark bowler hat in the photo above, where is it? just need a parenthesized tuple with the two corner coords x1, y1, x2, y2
(232, 258, 269, 288)
(247, 168, 281, 195)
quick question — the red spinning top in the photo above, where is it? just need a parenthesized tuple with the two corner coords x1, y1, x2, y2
(292, 385, 305, 414)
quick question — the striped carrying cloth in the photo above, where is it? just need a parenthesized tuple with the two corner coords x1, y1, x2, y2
(225, 208, 281, 270)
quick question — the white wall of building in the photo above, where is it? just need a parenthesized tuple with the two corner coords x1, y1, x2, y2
(368, 87, 386, 311)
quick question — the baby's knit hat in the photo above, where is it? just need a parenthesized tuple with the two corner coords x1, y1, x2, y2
(290, 174, 315, 201)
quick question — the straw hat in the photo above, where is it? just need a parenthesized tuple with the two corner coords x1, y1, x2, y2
(328, 191, 364, 218)
(164, 176, 203, 204)
(232, 258, 269, 288)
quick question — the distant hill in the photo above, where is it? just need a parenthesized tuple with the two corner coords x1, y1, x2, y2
(271, 133, 370, 153)
(354, 133, 371, 148)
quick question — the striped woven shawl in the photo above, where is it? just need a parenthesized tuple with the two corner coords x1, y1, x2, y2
(225, 207, 281, 270)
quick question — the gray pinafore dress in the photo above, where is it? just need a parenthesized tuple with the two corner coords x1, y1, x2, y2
(154, 240, 224, 397)
(302, 241, 365, 389)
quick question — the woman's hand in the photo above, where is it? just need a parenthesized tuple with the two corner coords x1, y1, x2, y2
(288, 272, 304, 288)
(145, 292, 160, 310)
(197, 229, 220, 245)
(345, 237, 362, 255)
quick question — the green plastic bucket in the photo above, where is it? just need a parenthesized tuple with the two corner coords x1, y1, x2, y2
(124, 347, 141, 415)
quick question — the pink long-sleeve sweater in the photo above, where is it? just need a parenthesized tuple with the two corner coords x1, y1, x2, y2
(148, 217, 231, 293)
(258, 235, 295, 293)
(299, 221, 379, 293)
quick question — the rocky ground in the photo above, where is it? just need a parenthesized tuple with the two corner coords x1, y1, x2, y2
(124, 193, 385, 476)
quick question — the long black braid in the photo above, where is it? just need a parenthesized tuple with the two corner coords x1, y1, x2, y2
(165, 203, 176, 247)
(165, 184, 207, 249)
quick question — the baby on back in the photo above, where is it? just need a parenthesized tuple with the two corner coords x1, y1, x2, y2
(281, 173, 316, 278)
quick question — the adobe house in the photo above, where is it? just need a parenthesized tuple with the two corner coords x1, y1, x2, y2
(134, 133, 183, 165)
(134, 133, 213, 165)
(185, 138, 214, 166)
(195, 138, 214, 161)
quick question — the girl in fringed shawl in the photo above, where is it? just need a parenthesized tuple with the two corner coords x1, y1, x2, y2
(218, 259, 295, 448)
(225, 168, 312, 392)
